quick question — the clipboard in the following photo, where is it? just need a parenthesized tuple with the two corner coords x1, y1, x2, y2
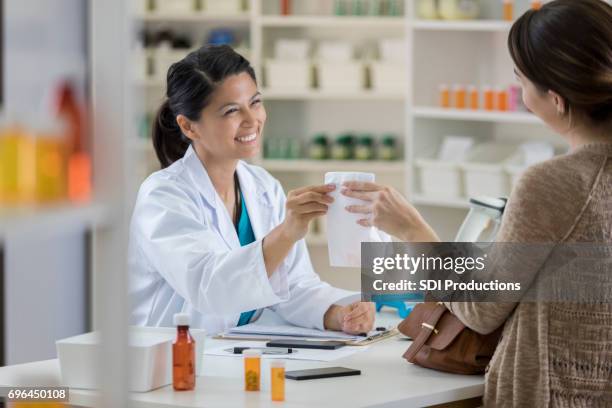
(213, 327, 399, 346)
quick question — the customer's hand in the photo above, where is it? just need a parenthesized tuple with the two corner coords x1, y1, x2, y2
(280, 184, 335, 242)
(324, 302, 375, 335)
(341, 181, 440, 242)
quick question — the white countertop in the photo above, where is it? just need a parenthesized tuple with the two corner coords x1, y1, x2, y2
(0, 311, 484, 408)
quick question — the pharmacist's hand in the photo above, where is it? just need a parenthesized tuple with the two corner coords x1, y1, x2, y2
(324, 302, 375, 335)
(281, 184, 335, 242)
(341, 181, 440, 242)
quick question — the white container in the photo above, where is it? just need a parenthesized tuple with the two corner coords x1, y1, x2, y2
(153, 48, 191, 81)
(317, 41, 354, 62)
(56, 326, 206, 392)
(266, 59, 312, 91)
(370, 62, 407, 92)
(461, 143, 517, 198)
(204, 0, 243, 14)
(317, 61, 365, 92)
(155, 0, 195, 14)
(416, 158, 463, 198)
(274, 39, 310, 60)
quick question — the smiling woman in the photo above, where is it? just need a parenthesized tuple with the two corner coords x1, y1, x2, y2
(129, 45, 375, 336)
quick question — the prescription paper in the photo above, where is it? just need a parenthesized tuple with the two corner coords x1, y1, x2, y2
(325, 172, 391, 267)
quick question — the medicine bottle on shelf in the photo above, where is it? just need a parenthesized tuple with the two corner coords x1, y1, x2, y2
(468, 86, 479, 110)
(503, 0, 514, 21)
(173, 313, 195, 391)
(439, 84, 450, 108)
(454, 85, 467, 109)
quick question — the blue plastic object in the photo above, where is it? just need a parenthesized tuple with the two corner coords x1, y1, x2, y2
(372, 293, 424, 318)
(207, 29, 236, 46)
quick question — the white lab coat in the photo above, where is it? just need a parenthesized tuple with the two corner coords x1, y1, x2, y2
(129, 145, 356, 334)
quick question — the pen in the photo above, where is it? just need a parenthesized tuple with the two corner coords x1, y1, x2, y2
(230, 347, 294, 355)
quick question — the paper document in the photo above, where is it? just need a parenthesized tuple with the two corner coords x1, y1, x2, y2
(205, 341, 369, 362)
(227, 324, 369, 341)
(325, 172, 391, 267)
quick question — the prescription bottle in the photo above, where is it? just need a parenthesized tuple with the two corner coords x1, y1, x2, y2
(173, 313, 196, 391)
(454, 85, 467, 109)
(243, 349, 261, 391)
(0, 117, 35, 205)
(503, 0, 514, 21)
(496, 87, 509, 111)
(270, 360, 286, 402)
(439, 84, 450, 108)
(32, 118, 68, 203)
(483, 86, 495, 111)
(468, 86, 479, 110)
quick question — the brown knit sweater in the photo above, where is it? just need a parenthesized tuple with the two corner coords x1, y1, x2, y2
(446, 143, 612, 407)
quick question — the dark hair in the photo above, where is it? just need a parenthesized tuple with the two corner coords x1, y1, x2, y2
(152, 45, 257, 168)
(508, 0, 612, 127)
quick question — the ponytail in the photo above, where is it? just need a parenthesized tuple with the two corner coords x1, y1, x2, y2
(152, 100, 190, 169)
(151, 45, 257, 168)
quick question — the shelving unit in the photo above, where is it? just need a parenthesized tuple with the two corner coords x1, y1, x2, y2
(130, 0, 561, 287)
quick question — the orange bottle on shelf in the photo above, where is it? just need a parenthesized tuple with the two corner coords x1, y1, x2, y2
(503, 0, 514, 21)
(497, 88, 509, 111)
(439, 84, 450, 108)
(531, 0, 542, 10)
(0, 120, 35, 204)
(34, 120, 68, 203)
(483, 86, 495, 111)
(468, 86, 479, 110)
(173, 313, 196, 391)
(454, 85, 467, 109)
(243, 349, 261, 391)
(270, 360, 286, 402)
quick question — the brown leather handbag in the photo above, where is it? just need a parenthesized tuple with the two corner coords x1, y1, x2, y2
(397, 302, 502, 375)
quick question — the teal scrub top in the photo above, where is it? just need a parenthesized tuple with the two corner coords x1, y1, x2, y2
(236, 189, 257, 326)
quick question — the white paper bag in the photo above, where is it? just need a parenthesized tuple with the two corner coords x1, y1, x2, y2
(325, 172, 391, 267)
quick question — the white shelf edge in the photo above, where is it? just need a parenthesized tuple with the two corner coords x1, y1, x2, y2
(135, 12, 251, 23)
(412, 107, 542, 124)
(262, 88, 406, 101)
(411, 19, 512, 32)
(0, 202, 111, 240)
(260, 15, 405, 28)
(260, 159, 405, 173)
(411, 194, 470, 209)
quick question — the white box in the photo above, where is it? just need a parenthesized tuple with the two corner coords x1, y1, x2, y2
(155, 0, 195, 14)
(274, 39, 310, 60)
(265, 59, 312, 91)
(204, 0, 243, 14)
(416, 158, 463, 198)
(317, 41, 354, 62)
(317, 61, 365, 92)
(370, 62, 407, 92)
(461, 143, 517, 198)
(57, 326, 206, 392)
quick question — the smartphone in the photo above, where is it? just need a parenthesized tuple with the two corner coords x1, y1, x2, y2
(285, 367, 361, 381)
(266, 339, 345, 350)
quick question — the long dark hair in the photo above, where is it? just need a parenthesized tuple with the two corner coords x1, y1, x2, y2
(508, 0, 612, 127)
(152, 45, 257, 168)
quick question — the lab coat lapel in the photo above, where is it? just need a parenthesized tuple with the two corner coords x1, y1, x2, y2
(236, 162, 273, 241)
(183, 146, 241, 250)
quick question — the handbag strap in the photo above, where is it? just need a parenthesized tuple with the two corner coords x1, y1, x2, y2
(402, 303, 447, 362)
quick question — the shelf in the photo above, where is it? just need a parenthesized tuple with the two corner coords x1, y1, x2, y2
(135, 12, 251, 23)
(411, 19, 512, 32)
(260, 159, 405, 173)
(260, 15, 405, 29)
(411, 194, 470, 209)
(412, 107, 542, 124)
(262, 88, 405, 101)
(0, 202, 110, 240)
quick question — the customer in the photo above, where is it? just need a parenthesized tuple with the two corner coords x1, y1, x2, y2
(341, 0, 612, 406)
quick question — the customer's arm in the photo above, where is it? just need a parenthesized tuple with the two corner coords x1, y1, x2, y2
(341, 182, 440, 242)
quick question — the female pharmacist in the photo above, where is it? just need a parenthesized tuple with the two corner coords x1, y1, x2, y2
(341, 0, 612, 406)
(129, 45, 374, 335)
